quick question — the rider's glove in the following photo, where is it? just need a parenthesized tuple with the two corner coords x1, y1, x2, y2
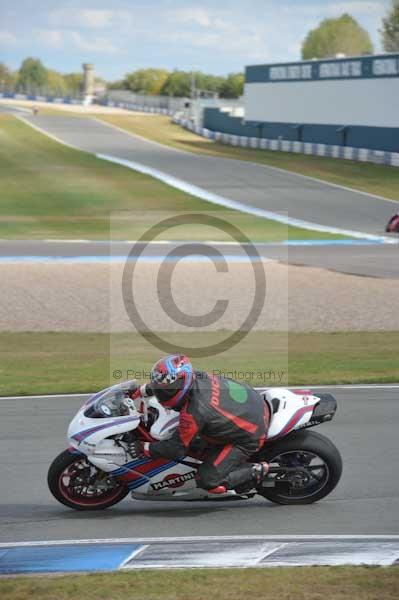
(119, 379, 140, 396)
(128, 439, 151, 460)
(130, 383, 153, 400)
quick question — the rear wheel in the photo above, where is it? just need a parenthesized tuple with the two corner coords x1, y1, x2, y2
(48, 450, 129, 510)
(256, 430, 342, 505)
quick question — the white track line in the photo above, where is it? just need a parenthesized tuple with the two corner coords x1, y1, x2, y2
(119, 545, 149, 568)
(1, 384, 398, 401)
(17, 115, 390, 242)
(99, 152, 387, 242)
(97, 116, 399, 207)
(1, 535, 399, 548)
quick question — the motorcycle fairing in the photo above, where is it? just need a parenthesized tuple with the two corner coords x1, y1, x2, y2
(263, 388, 320, 440)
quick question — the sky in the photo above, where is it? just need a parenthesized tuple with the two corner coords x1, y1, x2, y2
(0, 0, 393, 80)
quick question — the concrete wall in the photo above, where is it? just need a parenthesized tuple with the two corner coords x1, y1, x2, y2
(245, 54, 399, 128)
(245, 78, 399, 128)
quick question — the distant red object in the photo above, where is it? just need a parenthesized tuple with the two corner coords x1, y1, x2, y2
(386, 213, 399, 233)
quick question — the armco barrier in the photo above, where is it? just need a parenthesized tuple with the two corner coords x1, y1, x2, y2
(101, 99, 175, 116)
(173, 115, 399, 168)
(0, 92, 176, 117)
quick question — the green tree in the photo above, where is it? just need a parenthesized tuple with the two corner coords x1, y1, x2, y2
(46, 70, 67, 96)
(17, 57, 47, 93)
(381, 0, 399, 51)
(0, 62, 13, 90)
(161, 70, 192, 96)
(219, 72, 244, 98)
(301, 14, 373, 59)
(63, 73, 83, 96)
(195, 72, 224, 94)
(108, 79, 124, 90)
(124, 68, 169, 95)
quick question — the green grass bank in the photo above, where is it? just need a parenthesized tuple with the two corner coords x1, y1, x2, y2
(1, 331, 398, 396)
(1, 566, 398, 600)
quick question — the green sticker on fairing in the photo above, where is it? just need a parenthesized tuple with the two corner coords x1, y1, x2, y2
(226, 380, 248, 403)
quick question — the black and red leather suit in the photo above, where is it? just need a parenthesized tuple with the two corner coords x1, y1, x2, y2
(145, 371, 270, 491)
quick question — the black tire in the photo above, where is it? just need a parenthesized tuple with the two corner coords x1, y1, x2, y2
(48, 449, 129, 510)
(256, 430, 342, 505)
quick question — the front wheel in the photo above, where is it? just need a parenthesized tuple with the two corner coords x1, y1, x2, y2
(256, 430, 342, 505)
(47, 450, 129, 510)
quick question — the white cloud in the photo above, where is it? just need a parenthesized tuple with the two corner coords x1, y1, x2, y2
(70, 32, 119, 54)
(0, 30, 17, 45)
(281, 1, 385, 17)
(174, 7, 212, 27)
(37, 29, 63, 48)
(328, 2, 385, 15)
(49, 9, 130, 29)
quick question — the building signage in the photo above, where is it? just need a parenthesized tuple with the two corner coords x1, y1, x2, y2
(246, 54, 399, 83)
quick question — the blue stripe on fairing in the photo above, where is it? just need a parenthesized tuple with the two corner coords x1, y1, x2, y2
(112, 457, 152, 476)
(127, 462, 178, 490)
(0, 544, 141, 574)
(72, 416, 140, 442)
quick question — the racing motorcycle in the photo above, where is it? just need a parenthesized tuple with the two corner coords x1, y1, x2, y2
(48, 383, 342, 509)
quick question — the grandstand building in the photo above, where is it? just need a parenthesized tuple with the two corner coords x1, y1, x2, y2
(203, 53, 399, 152)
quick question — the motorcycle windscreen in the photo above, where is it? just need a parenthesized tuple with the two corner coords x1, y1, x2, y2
(84, 386, 130, 419)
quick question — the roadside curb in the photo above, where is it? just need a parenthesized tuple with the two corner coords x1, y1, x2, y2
(1, 536, 399, 573)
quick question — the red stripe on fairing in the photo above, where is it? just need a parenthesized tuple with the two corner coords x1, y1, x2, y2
(213, 443, 233, 467)
(257, 402, 271, 449)
(116, 457, 172, 483)
(269, 405, 314, 440)
(208, 374, 258, 435)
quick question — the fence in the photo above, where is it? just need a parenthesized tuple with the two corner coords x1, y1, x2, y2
(173, 115, 399, 168)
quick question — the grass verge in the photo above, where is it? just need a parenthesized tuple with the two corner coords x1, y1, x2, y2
(1, 567, 398, 600)
(97, 113, 399, 201)
(0, 114, 342, 241)
(1, 331, 398, 396)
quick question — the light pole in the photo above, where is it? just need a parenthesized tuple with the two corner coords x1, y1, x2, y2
(190, 68, 197, 125)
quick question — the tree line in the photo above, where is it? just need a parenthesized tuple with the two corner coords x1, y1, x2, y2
(1, 3, 398, 99)
(0, 58, 88, 97)
(109, 69, 244, 98)
(0, 58, 244, 98)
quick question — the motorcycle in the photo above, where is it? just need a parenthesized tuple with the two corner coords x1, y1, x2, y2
(48, 383, 342, 509)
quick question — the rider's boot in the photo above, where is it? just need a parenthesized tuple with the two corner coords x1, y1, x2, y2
(233, 461, 269, 494)
(207, 485, 227, 494)
(251, 461, 269, 485)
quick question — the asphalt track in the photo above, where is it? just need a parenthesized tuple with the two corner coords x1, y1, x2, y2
(1, 387, 398, 543)
(0, 240, 398, 278)
(19, 114, 398, 237)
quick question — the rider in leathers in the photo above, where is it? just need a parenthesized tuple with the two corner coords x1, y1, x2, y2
(131, 354, 270, 493)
